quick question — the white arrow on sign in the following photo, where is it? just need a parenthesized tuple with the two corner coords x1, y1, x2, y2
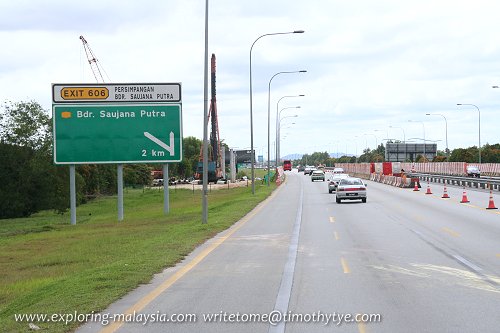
(144, 131, 175, 156)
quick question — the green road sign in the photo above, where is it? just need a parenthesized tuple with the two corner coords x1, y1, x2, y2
(53, 104, 182, 164)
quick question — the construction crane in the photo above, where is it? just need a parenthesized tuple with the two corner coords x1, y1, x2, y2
(79, 35, 110, 83)
(195, 54, 223, 183)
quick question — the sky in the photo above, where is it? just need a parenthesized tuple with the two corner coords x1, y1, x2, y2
(1, 0, 499, 159)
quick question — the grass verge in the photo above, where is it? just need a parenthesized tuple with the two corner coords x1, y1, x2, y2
(0, 179, 275, 332)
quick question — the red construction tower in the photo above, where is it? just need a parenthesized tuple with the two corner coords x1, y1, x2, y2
(195, 54, 223, 183)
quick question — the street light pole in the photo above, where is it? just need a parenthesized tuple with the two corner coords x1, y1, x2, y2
(267, 70, 306, 186)
(389, 125, 405, 143)
(277, 106, 300, 163)
(374, 129, 388, 146)
(364, 133, 377, 150)
(276, 94, 304, 163)
(354, 136, 359, 163)
(249, 30, 304, 194)
(278, 115, 298, 161)
(389, 125, 406, 162)
(456, 104, 481, 164)
(408, 120, 426, 161)
(426, 113, 448, 159)
(362, 134, 368, 150)
(201, 0, 209, 224)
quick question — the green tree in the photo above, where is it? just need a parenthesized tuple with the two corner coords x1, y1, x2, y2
(480, 143, 500, 163)
(297, 151, 330, 166)
(0, 143, 37, 217)
(336, 155, 356, 163)
(182, 136, 202, 176)
(0, 100, 51, 150)
(124, 164, 152, 187)
(449, 148, 475, 162)
(0, 101, 76, 217)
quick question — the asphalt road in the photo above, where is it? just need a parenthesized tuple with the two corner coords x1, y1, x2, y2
(78, 170, 500, 333)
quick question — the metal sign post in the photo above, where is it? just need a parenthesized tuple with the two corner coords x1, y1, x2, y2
(69, 165, 76, 225)
(117, 164, 124, 221)
(163, 164, 169, 214)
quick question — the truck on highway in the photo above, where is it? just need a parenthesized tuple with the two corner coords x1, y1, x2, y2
(283, 160, 292, 171)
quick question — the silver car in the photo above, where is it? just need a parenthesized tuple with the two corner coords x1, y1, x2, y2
(336, 177, 367, 203)
(466, 166, 481, 178)
(328, 173, 349, 193)
(311, 170, 325, 182)
(304, 166, 317, 175)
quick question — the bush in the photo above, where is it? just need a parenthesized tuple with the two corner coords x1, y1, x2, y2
(236, 170, 247, 179)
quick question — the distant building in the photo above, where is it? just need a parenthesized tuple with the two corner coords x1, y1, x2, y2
(385, 143, 437, 162)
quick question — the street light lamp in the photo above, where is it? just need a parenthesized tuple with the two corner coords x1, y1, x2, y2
(426, 113, 448, 159)
(276, 94, 304, 163)
(456, 103, 481, 164)
(249, 30, 304, 194)
(267, 71, 306, 186)
(408, 120, 426, 161)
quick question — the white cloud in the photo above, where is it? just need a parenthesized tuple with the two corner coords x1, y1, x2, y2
(1, 0, 499, 158)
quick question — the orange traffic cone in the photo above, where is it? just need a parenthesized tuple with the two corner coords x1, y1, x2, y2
(460, 187, 470, 203)
(425, 181, 432, 195)
(413, 179, 420, 191)
(442, 184, 450, 199)
(486, 188, 498, 210)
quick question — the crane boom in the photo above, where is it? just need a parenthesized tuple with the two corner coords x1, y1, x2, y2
(79, 35, 109, 83)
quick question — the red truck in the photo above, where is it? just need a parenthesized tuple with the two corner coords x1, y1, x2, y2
(283, 160, 292, 171)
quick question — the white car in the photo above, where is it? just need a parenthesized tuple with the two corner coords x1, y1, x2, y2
(336, 177, 367, 203)
(304, 166, 317, 175)
(333, 167, 345, 174)
(152, 178, 164, 186)
(328, 173, 349, 193)
(466, 166, 481, 178)
(311, 170, 325, 181)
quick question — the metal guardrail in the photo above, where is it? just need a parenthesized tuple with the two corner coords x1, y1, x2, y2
(412, 173, 500, 192)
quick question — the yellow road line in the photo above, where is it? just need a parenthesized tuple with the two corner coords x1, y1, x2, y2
(341, 257, 351, 274)
(358, 322, 367, 333)
(441, 227, 460, 238)
(334, 231, 339, 240)
(99, 185, 279, 333)
(496, 254, 500, 258)
(329, 216, 335, 223)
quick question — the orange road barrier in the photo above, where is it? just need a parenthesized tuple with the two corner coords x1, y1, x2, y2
(442, 183, 450, 199)
(460, 186, 470, 203)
